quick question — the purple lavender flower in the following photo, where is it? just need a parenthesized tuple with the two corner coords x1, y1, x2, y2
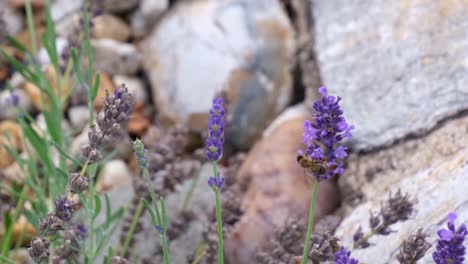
(300, 87, 354, 181)
(433, 212, 467, 264)
(208, 174, 225, 189)
(335, 247, 359, 264)
(206, 98, 225, 161)
(75, 224, 88, 239)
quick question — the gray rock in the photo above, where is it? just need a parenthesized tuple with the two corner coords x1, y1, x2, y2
(313, 0, 468, 151)
(92, 39, 142, 75)
(103, 0, 139, 13)
(143, 0, 295, 149)
(68, 106, 90, 131)
(0, 2, 24, 36)
(335, 147, 468, 263)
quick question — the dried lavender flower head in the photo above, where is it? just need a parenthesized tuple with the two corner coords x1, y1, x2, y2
(433, 212, 467, 264)
(334, 247, 359, 264)
(300, 87, 354, 181)
(396, 228, 431, 264)
(28, 237, 50, 263)
(205, 97, 226, 161)
(54, 196, 76, 222)
(372, 190, 416, 235)
(69, 172, 89, 193)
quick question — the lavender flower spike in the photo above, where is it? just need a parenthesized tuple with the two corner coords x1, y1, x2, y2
(132, 139, 149, 169)
(433, 212, 467, 264)
(300, 86, 354, 181)
(206, 97, 226, 161)
(335, 247, 359, 264)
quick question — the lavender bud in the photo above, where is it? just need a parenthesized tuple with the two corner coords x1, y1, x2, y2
(28, 237, 50, 263)
(207, 175, 225, 190)
(5, 91, 19, 106)
(156, 225, 164, 234)
(69, 173, 89, 193)
(132, 139, 149, 169)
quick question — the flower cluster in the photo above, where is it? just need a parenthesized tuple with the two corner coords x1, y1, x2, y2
(354, 190, 416, 249)
(433, 212, 467, 264)
(396, 228, 431, 264)
(82, 84, 134, 163)
(29, 85, 135, 263)
(301, 87, 354, 181)
(205, 98, 225, 162)
(208, 174, 225, 189)
(334, 247, 359, 264)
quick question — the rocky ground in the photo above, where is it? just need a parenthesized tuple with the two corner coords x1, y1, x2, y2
(1, 0, 468, 263)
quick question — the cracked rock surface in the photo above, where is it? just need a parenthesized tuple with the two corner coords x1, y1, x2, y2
(313, 0, 468, 151)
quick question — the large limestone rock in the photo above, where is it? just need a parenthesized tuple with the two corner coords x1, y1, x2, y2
(335, 147, 468, 263)
(143, 0, 295, 149)
(226, 104, 340, 263)
(313, 0, 468, 151)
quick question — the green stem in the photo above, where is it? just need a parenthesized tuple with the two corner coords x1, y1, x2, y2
(160, 234, 170, 264)
(25, 0, 37, 56)
(212, 162, 224, 264)
(301, 180, 319, 264)
(120, 199, 144, 257)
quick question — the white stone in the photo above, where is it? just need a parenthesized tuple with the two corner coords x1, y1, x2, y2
(335, 148, 468, 263)
(96, 159, 133, 191)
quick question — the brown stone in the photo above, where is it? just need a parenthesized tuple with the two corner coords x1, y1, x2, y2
(225, 104, 340, 263)
(93, 72, 115, 110)
(8, 0, 45, 9)
(128, 110, 151, 136)
(0, 121, 23, 168)
(24, 64, 71, 111)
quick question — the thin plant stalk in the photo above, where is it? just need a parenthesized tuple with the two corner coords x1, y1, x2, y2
(301, 180, 319, 264)
(120, 200, 144, 257)
(142, 168, 170, 264)
(212, 162, 224, 264)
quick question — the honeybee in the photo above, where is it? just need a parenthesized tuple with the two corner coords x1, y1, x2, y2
(296, 154, 328, 176)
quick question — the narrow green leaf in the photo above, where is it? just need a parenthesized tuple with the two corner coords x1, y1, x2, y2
(91, 73, 100, 101)
(6, 36, 28, 53)
(93, 194, 102, 220)
(143, 199, 159, 227)
(104, 194, 112, 228)
(160, 197, 168, 229)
